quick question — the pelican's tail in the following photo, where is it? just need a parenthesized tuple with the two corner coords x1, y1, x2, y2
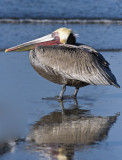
(111, 81, 120, 88)
(100, 65, 120, 88)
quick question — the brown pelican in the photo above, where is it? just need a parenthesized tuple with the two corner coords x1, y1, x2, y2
(5, 28, 120, 99)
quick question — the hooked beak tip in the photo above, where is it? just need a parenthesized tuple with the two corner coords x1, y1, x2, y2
(5, 48, 14, 52)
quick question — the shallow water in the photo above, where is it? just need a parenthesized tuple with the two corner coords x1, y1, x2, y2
(0, 22, 122, 160)
(1, 23, 122, 50)
(0, 8, 122, 159)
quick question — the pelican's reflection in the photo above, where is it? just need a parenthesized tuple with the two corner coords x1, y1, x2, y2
(27, 101, 118, 160)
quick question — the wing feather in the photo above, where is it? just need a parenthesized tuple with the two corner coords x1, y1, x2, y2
(35, 44, 119, 87)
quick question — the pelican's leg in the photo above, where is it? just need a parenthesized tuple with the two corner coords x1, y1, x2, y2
(73, 87, 79, 98)
(59, 101, 65, 114)
(73, 98, 78, 106)
(59, 84, 66, 100)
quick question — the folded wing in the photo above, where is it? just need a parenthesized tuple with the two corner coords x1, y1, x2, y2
(35, 44, 120, 87)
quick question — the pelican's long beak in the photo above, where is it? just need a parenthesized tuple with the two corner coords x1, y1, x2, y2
(5, 33, 60, 52)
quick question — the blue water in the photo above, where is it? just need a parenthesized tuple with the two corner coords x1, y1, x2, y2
(0, 1, 122, 160)
(0, 0, 122, 19)
(1, 23, 122, 50)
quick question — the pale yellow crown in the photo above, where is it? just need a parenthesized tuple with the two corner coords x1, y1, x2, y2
(54, 28, 72, 44)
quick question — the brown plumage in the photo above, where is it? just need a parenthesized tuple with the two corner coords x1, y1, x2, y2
(29, 44, 120, 98)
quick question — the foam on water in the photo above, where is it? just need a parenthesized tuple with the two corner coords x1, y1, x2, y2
(1, 18, 122, 25)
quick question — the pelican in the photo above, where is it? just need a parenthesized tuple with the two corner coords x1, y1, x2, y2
(5, 28, 120, 99)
